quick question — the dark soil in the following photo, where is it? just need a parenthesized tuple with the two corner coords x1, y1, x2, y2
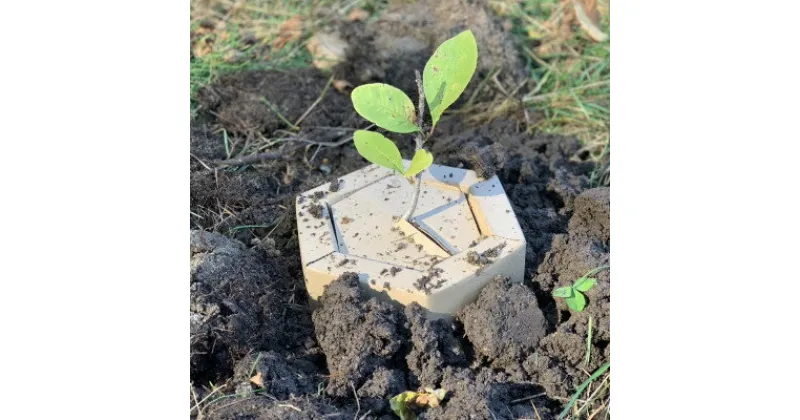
(190, 1, 610, 418)
(190, 231, 315, 385)
(336, 0, 526, 104)
(311, 273, 407, 405)
(458, 276, 548, 369)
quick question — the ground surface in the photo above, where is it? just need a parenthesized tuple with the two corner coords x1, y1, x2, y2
(190, 1, 610, 419)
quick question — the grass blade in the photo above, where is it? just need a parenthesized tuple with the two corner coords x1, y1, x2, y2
(557, 362, 610, 420)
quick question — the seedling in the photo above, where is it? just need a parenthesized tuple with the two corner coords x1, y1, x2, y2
(389, 387, 448, 420)
(552, 265, 609, 312)
(350, 30, 478, 221)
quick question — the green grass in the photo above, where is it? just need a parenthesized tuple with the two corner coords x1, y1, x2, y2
(189, 0, 365, 114)
(499, 0, 610, 158)
(558, 361, 610, 419)
(190, 21, 312, 105)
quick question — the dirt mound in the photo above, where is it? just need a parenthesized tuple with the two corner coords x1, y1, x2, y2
(458, 276, 547, 369)
(533, 187, 610, 337)
(522, 187, 610, 399)
(190, 231, 314, 384)
(311, 272, 408, 405)
(568, 187, 611, 243)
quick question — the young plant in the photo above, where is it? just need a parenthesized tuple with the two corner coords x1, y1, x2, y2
(350, 30, 478, 221)
(552, 265, 609, 312)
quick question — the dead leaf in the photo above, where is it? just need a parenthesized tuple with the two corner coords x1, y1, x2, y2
(333, 79, 352, 93)
(347, 8, 369, 21)
(192, 37, 214, 58)
(307, 32, 348, 70)
(224, 50, 244, 64)
(249, 372, 264, 387)
(415, 393, 432, 406)
(572, 0, 608, 42)
(272, 15, 303, 50)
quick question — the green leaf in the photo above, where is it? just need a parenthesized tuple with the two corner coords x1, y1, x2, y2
(390, 391, 419, 420)
(552, 286, 573, 298)
(566, 292, 587, 312)
(353, 130, 405, 174)
(405, 149, 433, 177)
(423, 30, 478, 126)
(574, 277, 597, 292)
(351, 83, 420, 133)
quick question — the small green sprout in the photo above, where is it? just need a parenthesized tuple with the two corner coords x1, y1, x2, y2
(350, 30, 478, 221)
(552, 265, 609, 312)
(389, 388, 448, 420)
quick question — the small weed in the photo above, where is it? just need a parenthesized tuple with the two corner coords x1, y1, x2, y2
(552, 265, 609, 312)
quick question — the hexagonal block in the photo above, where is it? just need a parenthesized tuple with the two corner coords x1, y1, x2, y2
(295, 162, 525, 319)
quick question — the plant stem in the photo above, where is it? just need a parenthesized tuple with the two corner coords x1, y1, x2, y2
(401, 70, 427, 222)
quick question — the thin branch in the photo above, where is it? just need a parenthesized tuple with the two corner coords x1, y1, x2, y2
(351, 381, 360, 420)
(401, 70, 427, 222)
(294, 75, 334, 127)
(214, 151, 285, 167)
(213, 129, 360, 168)
(414, 69, 425, 148)
(260, 97, 300, 130)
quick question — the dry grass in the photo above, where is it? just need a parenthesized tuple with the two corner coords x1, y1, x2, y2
(189, 0, 378, 112)
(491, 0, 610, 161)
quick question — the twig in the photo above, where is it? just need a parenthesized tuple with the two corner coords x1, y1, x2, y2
(214, 130, 358, 168)
(214, 151, 284, 167)
(584, 315, 593, 367)
(278, 404, 302, 412)
(260, 97, 300, 130)
(557, 362, 610, 420)
(191, 153, 214, 171)
(294, 75, 334, 127)
(190, 384, 224, 414)
(265, 215, 286, 238)
(510, 392, 547, 404)
(587, 401, 609, 420)
(466, 67, 501, 106)
(190, 386, 200, 416)
(577, 374, 610, 417)
(351, 381, 360, 420)
(531, 401, 543, 420)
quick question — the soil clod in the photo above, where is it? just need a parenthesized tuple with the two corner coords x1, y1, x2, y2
(311, 273, 407, 398)
(458, 276, 547, 368)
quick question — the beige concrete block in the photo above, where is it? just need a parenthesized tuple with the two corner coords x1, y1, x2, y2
(296, 162, 526, 319)
(467, 176, 525, 241)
